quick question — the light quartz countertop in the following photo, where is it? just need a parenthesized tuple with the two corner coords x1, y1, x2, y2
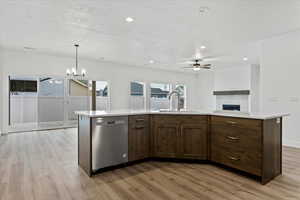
(75, 110, 289, 120)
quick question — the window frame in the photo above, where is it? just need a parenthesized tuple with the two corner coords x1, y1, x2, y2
(149, 82, 172, 111)
(174, 84, 187, 110)
(129, 81, 146, 110)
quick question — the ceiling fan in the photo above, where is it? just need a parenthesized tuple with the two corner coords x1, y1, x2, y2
(180, 58, 212, 71)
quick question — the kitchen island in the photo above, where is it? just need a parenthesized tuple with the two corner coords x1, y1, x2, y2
(76, 110, 288, 184)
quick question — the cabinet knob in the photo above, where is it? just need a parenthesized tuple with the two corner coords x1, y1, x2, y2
(227, 156, 240, 161)
(226, 121, 237, 125)
(135, 126, 145, 129)
(226, 136, 240, 141)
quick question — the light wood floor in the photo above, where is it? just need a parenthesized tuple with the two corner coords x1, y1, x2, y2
(1, 129, 300, 200)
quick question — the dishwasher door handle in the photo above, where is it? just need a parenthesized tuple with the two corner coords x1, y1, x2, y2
(107, 121, 116, 125)
(96, 120, 126, 126)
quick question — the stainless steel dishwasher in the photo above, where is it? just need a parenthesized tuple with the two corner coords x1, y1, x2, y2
(91, 116, 128, 172)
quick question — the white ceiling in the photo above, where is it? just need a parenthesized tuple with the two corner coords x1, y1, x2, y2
(1, 0, 300, 71)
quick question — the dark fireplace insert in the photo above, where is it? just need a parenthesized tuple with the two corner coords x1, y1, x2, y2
(222, 104, 240, 111)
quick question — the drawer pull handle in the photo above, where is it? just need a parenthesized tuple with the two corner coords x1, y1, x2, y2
(227, 156, 240, 161)
(227, 121, 237, 125)
(226, 136, 240, 141)
(135, 126, 145, 129)
(136, 119, 145, 122)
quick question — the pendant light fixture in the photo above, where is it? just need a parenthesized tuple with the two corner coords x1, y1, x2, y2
(66, 44, 86, 79)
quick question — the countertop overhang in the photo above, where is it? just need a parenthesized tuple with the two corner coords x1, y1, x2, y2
(75, 110, 290, 120)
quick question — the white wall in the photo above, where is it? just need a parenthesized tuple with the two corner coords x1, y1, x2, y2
(196, 71, 215, 110)
(0, 49, 199, 133)
(195, 66, 253, 111)
(212, 65, 260, 112)
(214, 66, 251, 91)
(250, 64, 260, 112)
(0, 48, 3, 133)
(260, 31, 300, 148)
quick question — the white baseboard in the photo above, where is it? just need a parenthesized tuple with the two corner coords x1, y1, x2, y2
(283, 139, 300, 148)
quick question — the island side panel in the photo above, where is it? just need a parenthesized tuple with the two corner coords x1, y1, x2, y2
(262, 117, 282, 184)
(78, 116, 92, 176)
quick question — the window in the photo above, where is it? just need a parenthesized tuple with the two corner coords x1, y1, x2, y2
(39, 77, 64, 97)
(95, 81, 108, 97)
(150, 83, 171, 111)
(69, 80, 91, 96)
(130, 81, 145, 110)
(10, 79, 37, 93)
(38, 77, 65, 123)
(9, 77, 38, 125)
(174, 84, 186, 110)
(130, 81, 144, 96)
(95, 81, 110, 111)
(67, 80, 110, 121)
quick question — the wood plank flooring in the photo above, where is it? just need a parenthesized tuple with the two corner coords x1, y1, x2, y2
(1, 128, 300, 200)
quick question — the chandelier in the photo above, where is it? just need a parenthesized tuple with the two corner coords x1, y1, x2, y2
(66, 44, 86, 79)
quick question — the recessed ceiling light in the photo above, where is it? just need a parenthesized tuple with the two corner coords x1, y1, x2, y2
(243, 57, 249, 61)
(149, 60, 155, 64)
(125, 17, 134, 23)
(200, 45, 206, 49)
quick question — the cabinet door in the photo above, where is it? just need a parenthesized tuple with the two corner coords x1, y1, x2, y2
(153, 122, 180, 158)
(128, 116, 150, 162)
(180, 123, 208, 159)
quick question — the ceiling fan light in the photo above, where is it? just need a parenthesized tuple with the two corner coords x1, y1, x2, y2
(193, 67, 201, 71)
(195, 53, 202, 59)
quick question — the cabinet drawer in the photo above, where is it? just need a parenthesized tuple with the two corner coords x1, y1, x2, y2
(128, 115, 150, 162)
(211, 148, 262, 176)
(211, 116, 262, 131)
(179, 115, 208, 124)
(211, 124, 262, 152)
(152, 115, 182, 124)
(129, 115, 149, 129)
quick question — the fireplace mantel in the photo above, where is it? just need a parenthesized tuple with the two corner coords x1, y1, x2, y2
(213, 90, 250, 95)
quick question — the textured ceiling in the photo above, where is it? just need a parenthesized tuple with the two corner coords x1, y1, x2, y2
(1, 0, 300, 70)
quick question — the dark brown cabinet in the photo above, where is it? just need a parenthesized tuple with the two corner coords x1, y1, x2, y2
(79, 113, 283, 185)
(210, 116, 263, 176)
(210, 116, 282, 184)
(152, 116, 180, 158)
(152, 115, 208, 159)
(128, 115, 150, 162)
(180, 123, 208, 159)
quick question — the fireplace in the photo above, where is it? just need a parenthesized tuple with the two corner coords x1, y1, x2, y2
(222, 104, 240, 111)
(215, 94, 249, 112)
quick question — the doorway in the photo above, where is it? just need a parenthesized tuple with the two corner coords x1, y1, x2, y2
(8, 76, 90, 133)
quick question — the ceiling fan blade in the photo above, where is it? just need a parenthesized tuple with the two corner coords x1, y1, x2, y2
(181, 57, 203, 62)
(202, 64, 212, 67)
(201, 66, 211, 69)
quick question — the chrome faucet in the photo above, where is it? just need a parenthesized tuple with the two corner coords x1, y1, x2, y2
(168, 90, 181, 111)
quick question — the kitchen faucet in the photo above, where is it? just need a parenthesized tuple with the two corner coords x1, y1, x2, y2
(168, 90, 181, 111)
